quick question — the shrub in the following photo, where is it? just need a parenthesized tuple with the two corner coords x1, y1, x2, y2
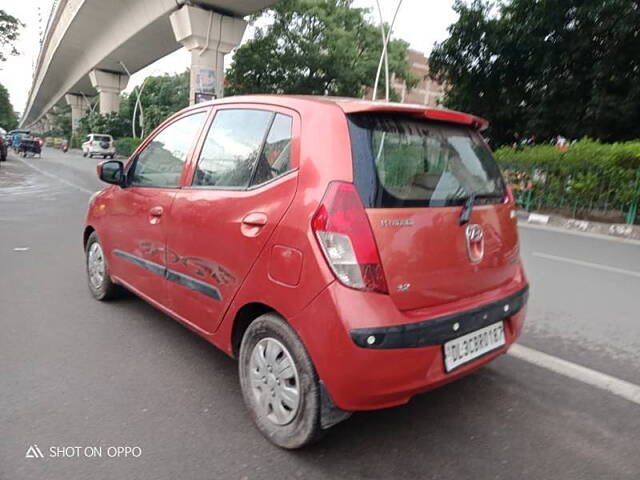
(115, 137, 142, 157)
(495, 139, 640, 223)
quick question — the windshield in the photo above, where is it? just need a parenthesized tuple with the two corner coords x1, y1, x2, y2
(348, 114, 506, 208)
(94, 135, 111, 142)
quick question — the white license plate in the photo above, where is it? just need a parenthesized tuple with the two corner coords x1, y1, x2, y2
(443, 321, 505, 372)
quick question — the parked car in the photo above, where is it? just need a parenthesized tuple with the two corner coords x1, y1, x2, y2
(82, 133, 115, 158)
(0, 133, 7, 161)
(84, 95, 528, 449)
(7, 129, 30, 153)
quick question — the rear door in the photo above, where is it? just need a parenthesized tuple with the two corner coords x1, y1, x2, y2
(348, 113, 519, 311)
(166, 106, 299, 333)
(104, 110, 208, 304)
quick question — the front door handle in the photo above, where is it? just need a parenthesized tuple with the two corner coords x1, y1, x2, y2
(242, 212, 268, 226)
(149, 206, 164, 217)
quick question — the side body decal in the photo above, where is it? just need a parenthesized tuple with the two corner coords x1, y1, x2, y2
(113, 249, 222, 301)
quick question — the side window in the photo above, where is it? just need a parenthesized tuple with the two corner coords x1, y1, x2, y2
(129, 112, 206, 187)
(193, 109, 273, 188)
(250, 113, 293, 186)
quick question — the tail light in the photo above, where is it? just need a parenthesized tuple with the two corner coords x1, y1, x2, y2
(90, 140, 93, 146)
(311, 182, 388, 294)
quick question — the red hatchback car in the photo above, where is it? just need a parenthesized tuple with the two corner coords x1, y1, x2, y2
(84, 95, 528, 448)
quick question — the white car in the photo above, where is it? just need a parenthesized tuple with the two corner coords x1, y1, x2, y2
(82, 134, 116, 159)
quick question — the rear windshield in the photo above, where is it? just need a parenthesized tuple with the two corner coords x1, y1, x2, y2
(348, 114, 506, 208)
(94, 135, 111, 142)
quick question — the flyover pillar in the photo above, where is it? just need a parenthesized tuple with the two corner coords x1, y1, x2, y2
(89, 70, 128, 114)
(65, 94, 90, 132)
(170, 6, 247, 103)
(46, 113, 56, 134)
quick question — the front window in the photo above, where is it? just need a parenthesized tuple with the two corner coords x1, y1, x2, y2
(129, 112, 206, 187)
(348, 114, 506, 208)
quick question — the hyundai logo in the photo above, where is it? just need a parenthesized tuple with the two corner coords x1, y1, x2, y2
(465, 224, 484, 263)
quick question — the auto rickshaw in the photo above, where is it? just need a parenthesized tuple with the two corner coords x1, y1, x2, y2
(18, 136, 42, 158)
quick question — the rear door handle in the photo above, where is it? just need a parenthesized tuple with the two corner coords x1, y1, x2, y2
(149, 206, 164, 217)
(242, 212, 268, 226)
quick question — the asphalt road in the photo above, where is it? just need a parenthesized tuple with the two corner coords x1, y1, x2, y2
(1, 148, 639, 479)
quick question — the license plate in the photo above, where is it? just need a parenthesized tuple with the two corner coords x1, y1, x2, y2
(443, 321, 505, 372)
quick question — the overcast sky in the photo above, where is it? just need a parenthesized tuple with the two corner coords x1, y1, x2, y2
(0, 0, 457, 116)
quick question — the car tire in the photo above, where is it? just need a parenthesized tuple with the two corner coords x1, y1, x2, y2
(239, 313, 323, 449)
(85, 232, 121, 301)
(83, 151, 87, 157)
(88, 153, 93, 158)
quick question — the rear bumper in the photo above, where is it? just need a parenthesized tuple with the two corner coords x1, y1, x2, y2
(351, 286, 528, 349)
(293, 282, 528, 411)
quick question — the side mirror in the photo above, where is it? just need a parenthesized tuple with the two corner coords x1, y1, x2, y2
(97, 160, 125, 186)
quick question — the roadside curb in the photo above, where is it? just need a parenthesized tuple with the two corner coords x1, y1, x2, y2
(517, 210, 640, 242)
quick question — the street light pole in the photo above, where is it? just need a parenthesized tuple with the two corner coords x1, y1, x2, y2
(118, 60, 150, 139)
(372, 0, 404, 102)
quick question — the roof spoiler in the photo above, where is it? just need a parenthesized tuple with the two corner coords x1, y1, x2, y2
(340, 102, 489, 131)
(420, 109, 489, 131)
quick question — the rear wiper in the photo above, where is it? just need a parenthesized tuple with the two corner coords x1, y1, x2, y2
(459, 192, 476, 225)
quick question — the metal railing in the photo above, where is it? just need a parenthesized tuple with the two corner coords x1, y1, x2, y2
(501, 165, 640, 225)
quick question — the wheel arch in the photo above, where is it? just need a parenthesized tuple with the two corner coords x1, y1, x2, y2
(83, 225, 95, 249)
(230, 302, 284, 358)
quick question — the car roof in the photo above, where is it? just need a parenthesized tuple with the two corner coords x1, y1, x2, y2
(200, 94, 489, 130)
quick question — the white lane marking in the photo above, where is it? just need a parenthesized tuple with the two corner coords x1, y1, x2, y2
(16, 156, 95, 195)
(532, 252, 640, 278)
(13, 247, 30, 252)
(508, 344, 640, 406)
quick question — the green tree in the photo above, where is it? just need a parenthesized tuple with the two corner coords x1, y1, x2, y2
(121, 71, 189, 137)
(0, 9, 22, 63)
(0, 83, 17, 129)
(225, 0, 417, 98)
(429, 0, 640, 145)
(72, 72, 188, 144)
(76, 111, 131, 139)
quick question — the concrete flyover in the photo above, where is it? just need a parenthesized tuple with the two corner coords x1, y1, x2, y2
(20, 0, 276, 130)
